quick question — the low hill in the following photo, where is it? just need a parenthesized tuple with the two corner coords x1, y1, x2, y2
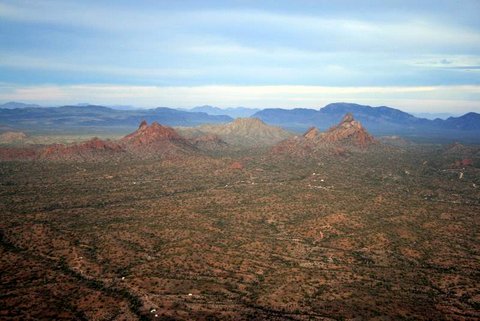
(191, 118, 293, 147)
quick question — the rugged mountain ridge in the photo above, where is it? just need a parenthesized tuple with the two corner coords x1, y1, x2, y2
(0, 121, 198, 161)
(253, 103, 480, 142)
(2, 102, 480, 143)
(273, 113, 376, 156)
(0, 105, 232, 134)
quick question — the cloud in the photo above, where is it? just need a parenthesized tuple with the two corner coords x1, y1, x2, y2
(0, 54, 202, 79)
(2, 1, 479, 54)
(0, 0, 479, 109)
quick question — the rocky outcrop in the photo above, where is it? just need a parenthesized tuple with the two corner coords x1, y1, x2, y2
(321, 113, 375, 148)
(120, 121, 196, 158)
(121, 121, 185, 146)
(303, 127, 320, 140)
(272, 113, 376, 157)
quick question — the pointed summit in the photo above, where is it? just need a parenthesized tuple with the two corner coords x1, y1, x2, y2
(303, 127, 320, 140)
(121, 121, 184, 146)
(138, 120, 148, 130)
(341, 112, 354, 123)
(323, 113, 374, 147)
(119, 120, 195, 158)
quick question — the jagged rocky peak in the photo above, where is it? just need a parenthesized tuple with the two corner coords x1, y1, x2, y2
(138, 120, 148, 130)
(122, 120, 184, 145)
(323, 113, 375, 147)
(341, 112, 355, 123)
(303, 127, 320, 140)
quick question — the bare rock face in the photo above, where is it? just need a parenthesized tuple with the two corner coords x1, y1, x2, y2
(321, 113, 375, 148)
(303, 127, 320, 140)
(138, 120, 148, 130)
(341, 113, 354, 123)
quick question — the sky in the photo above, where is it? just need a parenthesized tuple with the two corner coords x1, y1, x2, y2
(0, 0, 479, 113)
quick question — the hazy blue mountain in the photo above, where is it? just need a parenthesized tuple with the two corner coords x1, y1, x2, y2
(0, 101, 42, 109)
(108, 105, 137, 110)
(0, 105, 232, 134)
(252, 102, 480, 142)
(184, 105, 260, 118)
(254, 102, 429, 131)
(321, 103, 417, 122)
(442, 112, 480, 130)
(1, 102, 479, 142)
(252, 108, 320, 131)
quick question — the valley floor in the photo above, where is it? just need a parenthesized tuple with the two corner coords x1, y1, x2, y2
(1, 147, 479, 320)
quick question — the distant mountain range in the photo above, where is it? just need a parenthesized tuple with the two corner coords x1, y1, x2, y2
(252, 103, 480, 142)
(180, 105, 260, 118)
(0, 102, 42, 109)
(1, 101, 480, 143)
(0, 104, 232, 134)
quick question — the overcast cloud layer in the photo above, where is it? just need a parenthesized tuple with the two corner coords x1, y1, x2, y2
(0, 0, 479, 112)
